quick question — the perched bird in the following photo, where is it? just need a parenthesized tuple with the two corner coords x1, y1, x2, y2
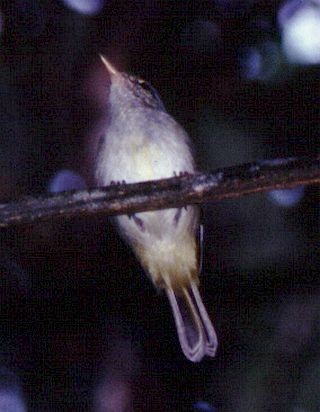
(94, 55, 218, 362)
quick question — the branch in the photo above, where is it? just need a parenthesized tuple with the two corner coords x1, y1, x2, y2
(0, 155, 319, 228)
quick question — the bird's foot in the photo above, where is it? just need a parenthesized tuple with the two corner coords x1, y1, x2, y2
(110, 180, 126, 185)
(173, 171, 190, 177)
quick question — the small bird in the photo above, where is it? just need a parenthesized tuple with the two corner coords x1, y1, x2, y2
(94, 55, 218, 362)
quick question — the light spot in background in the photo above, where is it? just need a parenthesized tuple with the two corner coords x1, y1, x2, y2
(93, 335, 140, 412)
(48, 169, 87, 193)
(0, 392, 26, 412)
(180, 20, 221, 54)
(267, 186, 305, 208)
(279, 0, 320, 64)
(61, 0, 105, 16)
(0, 369, 26, 412)
(241, 46, 262, 79)
(240, 41, 282, 81)
(95, 379, 132, 412)
(194, 400, 216, 411)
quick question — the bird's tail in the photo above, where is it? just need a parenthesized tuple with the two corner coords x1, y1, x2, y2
(166, 282, 218, 362)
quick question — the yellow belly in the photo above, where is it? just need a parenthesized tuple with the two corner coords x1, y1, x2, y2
(131, 143, 155, 181)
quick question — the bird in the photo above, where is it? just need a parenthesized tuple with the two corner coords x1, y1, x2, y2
(94, 55, 218, 362)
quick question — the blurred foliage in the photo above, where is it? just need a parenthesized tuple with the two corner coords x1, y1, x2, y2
(0, 0, 318, 410)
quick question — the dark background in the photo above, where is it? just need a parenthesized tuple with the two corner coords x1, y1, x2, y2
(0, 1, 318, 410)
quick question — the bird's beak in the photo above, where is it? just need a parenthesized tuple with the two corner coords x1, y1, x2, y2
(99, 54, 119, 76)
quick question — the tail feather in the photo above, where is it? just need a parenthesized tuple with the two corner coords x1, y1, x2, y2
(166, 282, 218, 362)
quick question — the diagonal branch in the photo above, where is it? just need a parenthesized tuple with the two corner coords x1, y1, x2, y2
(0, 155, 319, 228)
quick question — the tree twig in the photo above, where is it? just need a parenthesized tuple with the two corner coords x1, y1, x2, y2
(0, 155, 319, 228)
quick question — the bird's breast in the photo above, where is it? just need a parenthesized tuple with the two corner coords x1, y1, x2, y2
(95, 109, 195, 187)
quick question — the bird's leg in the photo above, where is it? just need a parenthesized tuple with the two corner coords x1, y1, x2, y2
(174, 208, 182, 226)
(110, 180, 145, 231)
(173, 171, 191, 224)
(128, 214, 145, 231)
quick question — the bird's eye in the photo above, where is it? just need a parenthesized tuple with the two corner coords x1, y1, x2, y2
(138, 79, 158, 97)
(137, 79, 164, 108)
